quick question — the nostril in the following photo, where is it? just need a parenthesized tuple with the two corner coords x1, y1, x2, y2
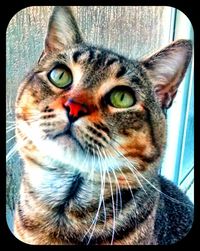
(77, 110, 85, 118)
(65, 105, 70, 113)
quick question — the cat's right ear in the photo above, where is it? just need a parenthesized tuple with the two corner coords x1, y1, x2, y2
(141, 40, 192, 109)
(40, 6, 83, 59)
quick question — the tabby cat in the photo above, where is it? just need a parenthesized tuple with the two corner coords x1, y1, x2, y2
(13, 6, 193, 245)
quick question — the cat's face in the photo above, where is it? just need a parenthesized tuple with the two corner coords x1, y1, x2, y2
(16, 43, 162, 176)
(15, 7, 192, 204)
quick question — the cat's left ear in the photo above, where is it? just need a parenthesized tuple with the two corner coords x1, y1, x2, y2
(43, 6, 83, 54)
(141, 40, 192, 109)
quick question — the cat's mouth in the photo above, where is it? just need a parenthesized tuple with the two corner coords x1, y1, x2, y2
(52, 126, 84, 152)
(48, 123, 109, 160)
(51, 125, 103, 157)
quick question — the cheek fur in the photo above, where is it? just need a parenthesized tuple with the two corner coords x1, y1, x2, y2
(16, 90, 40, 122)
(116, 124, 158, 171)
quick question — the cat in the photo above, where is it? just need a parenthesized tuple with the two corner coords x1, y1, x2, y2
(12, 6, 193, 245)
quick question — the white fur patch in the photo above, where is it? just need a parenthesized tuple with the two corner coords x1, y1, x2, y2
(18, 120, 128, 176)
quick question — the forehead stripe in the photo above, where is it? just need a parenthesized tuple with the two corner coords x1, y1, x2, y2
(105, 58, 119, 67)
(72, 50, 84, 63)
(116, 66, 126, 78)
(131, 76, 140, 84)
(87, 49, 95, 63)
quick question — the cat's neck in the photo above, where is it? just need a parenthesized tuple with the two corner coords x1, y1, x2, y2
(15, 162, 160, 244)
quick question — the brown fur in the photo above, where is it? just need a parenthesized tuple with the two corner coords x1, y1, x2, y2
(13, 6, 193, 245)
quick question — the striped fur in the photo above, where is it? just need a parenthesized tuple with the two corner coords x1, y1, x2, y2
(13, 6, 193, 245)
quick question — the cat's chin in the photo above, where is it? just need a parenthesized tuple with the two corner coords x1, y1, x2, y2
(52, 130, 84, 153)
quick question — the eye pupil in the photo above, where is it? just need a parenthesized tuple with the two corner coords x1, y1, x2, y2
(59, 71, 64, 79)
(120, 93, 125, 101)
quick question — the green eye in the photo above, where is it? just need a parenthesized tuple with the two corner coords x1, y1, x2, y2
(49, 67, 72, 88)
(109, 88, 135, 108)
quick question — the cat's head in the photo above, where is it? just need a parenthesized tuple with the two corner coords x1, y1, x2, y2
(16, 7, 192, 187)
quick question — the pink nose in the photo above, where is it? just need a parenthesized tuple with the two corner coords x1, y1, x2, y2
(64, 99, 88, 122)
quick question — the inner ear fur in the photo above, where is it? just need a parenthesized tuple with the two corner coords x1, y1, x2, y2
(141, 39, 192, 109)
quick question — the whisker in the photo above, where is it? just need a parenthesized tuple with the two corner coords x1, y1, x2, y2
(103, 149, 123, 214)
(96, 149, 107, 233)
(78, 145, 90, 174)
(105, 148, 140, 229)
(6, 143, 18, 162)
(6, 120, 16, 124)
(83, 146, 106, 244)
(110, 139, 193, 208)
(6, 134, 16, 143)
(97, 151, 107, 231)
(6, 110, 13, 116)
(98, 147, 115, 245)
(6, 134, 30, 162)
(6, 124, 16, 129)
(6, 126, 16, 133)
(111, 145, 163, 209)
(110, 143, 147, 195)
(106, 170, 115, 245)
